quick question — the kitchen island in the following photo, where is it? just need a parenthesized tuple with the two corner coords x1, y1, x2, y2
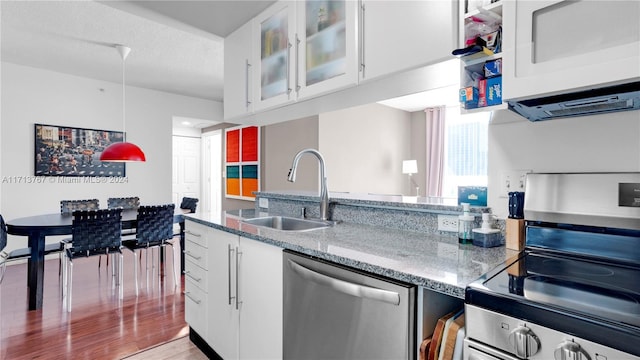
(183, 206, 516, 359)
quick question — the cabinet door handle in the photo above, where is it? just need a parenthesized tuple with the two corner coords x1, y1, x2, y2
(360, 2, 366, 77)
(235, 246, 242, 310)
(184, 251, 201, 260)
(228, 244, 235, 305)
(185, 291, 201, 305)
(185, 230, 201, 237)
(184, 271, 201, 282)
(245, 59, 252, 108)
(288, 259, 400, 306)
(295, 34, 301, 92)
(286, 41, 292, 96)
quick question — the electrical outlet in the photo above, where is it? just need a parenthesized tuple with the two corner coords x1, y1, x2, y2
(437, 215, 459, 232)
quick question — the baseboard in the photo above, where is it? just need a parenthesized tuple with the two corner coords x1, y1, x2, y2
(189, 327, 222, 360)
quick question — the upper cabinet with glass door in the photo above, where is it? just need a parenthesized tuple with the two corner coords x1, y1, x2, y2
(253, 0, 358, 112)
(295, 0, 359, 99)
(254, 1, 297, 111)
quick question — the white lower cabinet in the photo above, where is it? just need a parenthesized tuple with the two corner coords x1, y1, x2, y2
(185, 221, 283, 360)
(184, 221, 212, 342)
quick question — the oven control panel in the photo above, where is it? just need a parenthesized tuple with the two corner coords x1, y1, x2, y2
(465, 305, 639, 360)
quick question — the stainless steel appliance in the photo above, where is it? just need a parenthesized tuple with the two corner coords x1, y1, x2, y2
(283, 250, 416, 359)
(465, 172, 640, 360)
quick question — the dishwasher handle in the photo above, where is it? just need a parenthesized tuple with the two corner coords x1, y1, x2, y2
(288, 259, 400, 306)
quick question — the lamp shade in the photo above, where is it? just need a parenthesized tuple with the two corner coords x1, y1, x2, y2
(402, 160, 418, 174)
(100, 142, 146, 162)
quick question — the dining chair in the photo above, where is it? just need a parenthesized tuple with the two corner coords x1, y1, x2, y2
(59, 199, 101, 271)
(122, 204, 176, 296)
(0, 213, 64, 284)
(62, 208, 123, 312)
(108, 196, 140, 238)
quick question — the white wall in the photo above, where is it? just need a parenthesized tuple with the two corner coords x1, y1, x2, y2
(262, 116, 319, 193)
(1, 62, 221, 252)
(319, 103, 411, 195)
(488, 109, 640, 218)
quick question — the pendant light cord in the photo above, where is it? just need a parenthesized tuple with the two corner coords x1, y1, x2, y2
(122, 52, 126, 141)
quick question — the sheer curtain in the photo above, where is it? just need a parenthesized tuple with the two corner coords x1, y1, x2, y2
(425, 106, 445, 197)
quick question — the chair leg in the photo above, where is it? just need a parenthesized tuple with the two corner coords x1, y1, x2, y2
(66, 259, 73, 312)
(60, 251, 66, 297)
(0, 255, 7, 284)
(133, 250, 139, 297)
(119, 253, 124, 299)
(171, 244, 178, 288)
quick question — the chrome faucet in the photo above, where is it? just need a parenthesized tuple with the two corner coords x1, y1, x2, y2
(287, 149, 329, 221)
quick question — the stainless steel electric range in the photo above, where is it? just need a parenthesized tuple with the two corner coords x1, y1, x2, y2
(465, 172, 640, 360)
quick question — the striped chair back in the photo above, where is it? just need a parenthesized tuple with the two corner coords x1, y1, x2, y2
(0, 214, 7, 253)
(179, 197, 198, 213)
(60, 199, 100, 215)
(69, 209, 122, 257)
(135, 204, 175, 247)
(108, 197, 140, 210)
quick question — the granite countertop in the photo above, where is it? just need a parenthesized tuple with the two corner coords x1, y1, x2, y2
(184, 209, 518, 299)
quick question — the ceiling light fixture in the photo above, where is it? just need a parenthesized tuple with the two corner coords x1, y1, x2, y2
(100, 45, 146, 162)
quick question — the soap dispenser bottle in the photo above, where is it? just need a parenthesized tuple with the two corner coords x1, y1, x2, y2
(458, 203, 474, 244)
(472, 213, 503, 247)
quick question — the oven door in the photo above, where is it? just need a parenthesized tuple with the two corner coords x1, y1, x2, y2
(464, 338, 520, 360)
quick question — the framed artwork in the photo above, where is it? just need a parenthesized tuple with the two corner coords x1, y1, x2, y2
(225, 125, 260, 200)
(34, 123, 126, 177)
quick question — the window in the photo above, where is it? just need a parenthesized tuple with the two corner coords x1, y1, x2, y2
(441, 107, 491, 199)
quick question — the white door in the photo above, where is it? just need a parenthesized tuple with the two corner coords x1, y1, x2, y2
(172, 136, 201, 206)
(202, 130, 222, 215)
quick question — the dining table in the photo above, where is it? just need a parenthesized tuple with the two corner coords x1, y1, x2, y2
(6, 208, 188, 311)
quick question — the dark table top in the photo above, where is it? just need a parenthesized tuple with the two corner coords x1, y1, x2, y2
(6, 208, 187, 236)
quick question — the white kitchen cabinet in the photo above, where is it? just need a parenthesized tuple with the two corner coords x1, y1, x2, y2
(294, 0, 359, 100)
(253, 1, 297, 111)
(206, 227, 240, 359)
(238, 237, 283, 360)
(252, 0, 359, 112)
(359, 0, 457, 82)
(502, 0, 640, 100)
(184, 221, 213, 343)
(201, 225, 283, 359)
(224, 21, 254, 120)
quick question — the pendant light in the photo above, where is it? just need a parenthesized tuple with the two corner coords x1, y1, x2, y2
(100, 44, 146, 162)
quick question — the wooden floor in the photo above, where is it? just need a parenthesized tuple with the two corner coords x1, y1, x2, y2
(0, 247, 202, 359)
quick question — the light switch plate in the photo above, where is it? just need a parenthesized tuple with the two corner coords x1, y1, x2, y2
(499, 170, 531, 198)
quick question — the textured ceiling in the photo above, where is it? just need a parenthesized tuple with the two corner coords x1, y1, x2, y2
(1, 0, 274, 105)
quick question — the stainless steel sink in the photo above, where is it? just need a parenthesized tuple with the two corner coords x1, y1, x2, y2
(241, 216, 331, 232)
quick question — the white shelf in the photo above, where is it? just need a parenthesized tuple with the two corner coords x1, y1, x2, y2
(461, 102, 507, 114)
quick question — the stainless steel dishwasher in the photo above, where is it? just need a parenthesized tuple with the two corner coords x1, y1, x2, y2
(283, 250, 416, 360)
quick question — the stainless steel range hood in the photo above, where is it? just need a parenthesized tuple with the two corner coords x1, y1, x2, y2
(507, 81, 640, 121)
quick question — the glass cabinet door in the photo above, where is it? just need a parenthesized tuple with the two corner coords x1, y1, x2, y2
(260, 7, 290, 101)
(304, 0, 347, 86)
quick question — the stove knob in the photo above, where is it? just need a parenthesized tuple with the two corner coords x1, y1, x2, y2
(508, 326, 540, 358)
(554, 340, 591, 360)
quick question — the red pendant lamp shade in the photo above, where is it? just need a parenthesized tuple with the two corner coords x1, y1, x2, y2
(100, 44, 146, 162)
(100, 142, 146, 162)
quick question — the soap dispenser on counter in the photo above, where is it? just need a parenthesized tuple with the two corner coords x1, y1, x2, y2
(472, 213, 503, 247)
(458, 203, 474, 244)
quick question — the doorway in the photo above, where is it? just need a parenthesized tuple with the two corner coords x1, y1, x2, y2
(202, 130, 222, 214)
(172, 135, 201, 206)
